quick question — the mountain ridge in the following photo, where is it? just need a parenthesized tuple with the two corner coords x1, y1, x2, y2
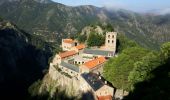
(0, 0, 170, 49)
(0, 18, 55, 99)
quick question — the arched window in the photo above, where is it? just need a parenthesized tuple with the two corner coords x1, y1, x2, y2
(112, 35, 114, 38)
(108, 40, 110, 43)
(112, 40, 114, 43)
(108, 35, 110, 38)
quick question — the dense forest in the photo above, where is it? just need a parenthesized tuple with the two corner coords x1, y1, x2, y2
(104, 35, 170, 100)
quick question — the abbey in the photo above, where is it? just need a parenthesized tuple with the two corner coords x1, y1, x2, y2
(49, 31, 117, 100)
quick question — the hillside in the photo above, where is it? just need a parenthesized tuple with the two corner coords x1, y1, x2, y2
(0, 0, 170, 49)
(0, 0, 103, 43)
(0, 19, 56, 99)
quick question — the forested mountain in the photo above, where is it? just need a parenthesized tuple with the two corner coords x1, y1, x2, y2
(0, 0, 170, 99)
(0, 0, 170, 49)
(0, 18, 58, 99)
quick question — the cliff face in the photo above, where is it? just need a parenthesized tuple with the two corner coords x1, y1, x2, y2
(45, 64, 80, 97)
(0, 20, 52, 99)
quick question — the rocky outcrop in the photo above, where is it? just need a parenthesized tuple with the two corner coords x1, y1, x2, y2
(43, 64, 81, 98)
(0, 20, 52, 99)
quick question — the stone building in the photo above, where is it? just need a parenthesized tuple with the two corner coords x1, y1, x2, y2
(62, 39, 78, 51)
(52, 50, 77, 64)
(80, 73, 114, 100)
(80, 56, 106, 74)
(83, 48, 115, 58)
(59, 61, 80, 78)
(49, 31, 118, 100)
(73, 55, 92, 65)
(71, 44, 85, 52)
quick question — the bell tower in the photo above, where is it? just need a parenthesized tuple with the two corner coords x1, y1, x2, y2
(105, 32, 117, 53)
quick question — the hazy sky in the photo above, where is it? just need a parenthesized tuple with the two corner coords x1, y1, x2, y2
(52, 0, 170, 12)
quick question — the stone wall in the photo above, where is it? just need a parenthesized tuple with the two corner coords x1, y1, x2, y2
(48, 64, 81, 97)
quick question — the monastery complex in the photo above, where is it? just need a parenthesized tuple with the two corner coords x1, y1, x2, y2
(48, 32, 127, 100)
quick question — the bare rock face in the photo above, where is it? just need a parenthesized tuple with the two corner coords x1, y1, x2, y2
(40, 65, 81, 98)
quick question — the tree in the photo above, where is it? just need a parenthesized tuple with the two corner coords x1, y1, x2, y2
(128, 52, 161, 90)
(116, 34, 138, 53)
(105, 24, 114, 31)
(77, 34, 87, 43)
(124, 42, 170, 100)
(160, 42, 170, 61)
(104, 47, 150, 91)
(87, 32, 105, 47)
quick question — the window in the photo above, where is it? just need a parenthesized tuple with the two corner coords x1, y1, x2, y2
(112, 40, 114, 43)
(112, 35, 114, 38)
(79, 62, 81, 64)
(108, 35, 110, 38)
(75, 42, 78, 46)
(108, 40, 110, 43)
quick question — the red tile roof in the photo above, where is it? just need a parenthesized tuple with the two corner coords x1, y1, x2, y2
(59, 50, 77, 59)
(63, 39, 74, 44)
(98, 95, 112, 100)
(83, 56, 106, 69)
(74, 44, 85, 50)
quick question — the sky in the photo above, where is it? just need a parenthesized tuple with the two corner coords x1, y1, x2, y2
(52, 0, 170, 12)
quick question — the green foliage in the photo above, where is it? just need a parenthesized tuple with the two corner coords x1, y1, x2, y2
(124, 42, 170, 100)
(116, 34, 139, 53)
(128, 52, 162, 90)
(160, 42, 170, 60)
(87, 32, 105, 47)
(105, 24, 114, 32)
(104, 41, 170, 99)
(77, 34, 87, 43)
(104, 47, 150, 91)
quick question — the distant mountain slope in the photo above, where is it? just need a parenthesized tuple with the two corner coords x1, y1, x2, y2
(0, 19, 53, 99)
(0, 0, 103, 42)
(0, 0, 170, 49)
(108, 11, 170, 49)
